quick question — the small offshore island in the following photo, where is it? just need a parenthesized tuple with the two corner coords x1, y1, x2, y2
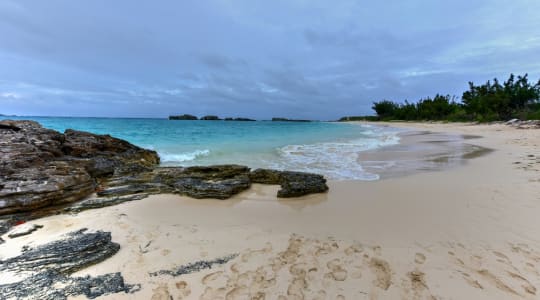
(168, 114, 313, 122)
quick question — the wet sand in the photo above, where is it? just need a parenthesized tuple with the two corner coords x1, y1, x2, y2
(1, 122, 540, 299)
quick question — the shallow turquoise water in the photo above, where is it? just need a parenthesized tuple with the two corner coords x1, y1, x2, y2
(1, 116, 401, 180)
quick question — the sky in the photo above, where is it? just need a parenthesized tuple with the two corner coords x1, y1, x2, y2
(1, 0, 540, 119)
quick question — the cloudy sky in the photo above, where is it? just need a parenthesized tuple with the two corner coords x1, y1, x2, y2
(1, 0, 540, 119)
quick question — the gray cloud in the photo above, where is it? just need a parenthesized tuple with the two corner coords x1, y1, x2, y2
(1, 0, 540, 119)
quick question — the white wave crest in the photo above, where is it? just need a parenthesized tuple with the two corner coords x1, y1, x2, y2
(276, 132, 400, 180)
(159, 149, 210, 163)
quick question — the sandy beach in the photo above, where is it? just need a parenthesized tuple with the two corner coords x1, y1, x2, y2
(2, 122, 540, 299)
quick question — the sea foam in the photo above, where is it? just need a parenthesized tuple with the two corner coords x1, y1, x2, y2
(159, 149, 210, 163)
(276, 128, 400, 180)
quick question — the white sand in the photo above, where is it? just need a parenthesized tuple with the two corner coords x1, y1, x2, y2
(1, 122, 540, 299)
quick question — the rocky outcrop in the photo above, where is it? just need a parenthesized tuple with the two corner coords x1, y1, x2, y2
(0, 271, 139, 300)
(94, 165, 327, 200)
(1, 120, 328, 221)
(0, 120, 159, 215)
(0, 228, 119, 274)
(169, 114, 198, 120)
(0, 229, 139, 299)
(250, 169, 329, 197)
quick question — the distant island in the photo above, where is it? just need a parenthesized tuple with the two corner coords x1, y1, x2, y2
(169, 114, 255, 121)
(200, 115, 221, 120)
(224, 117, 256, 121)
(271, 118, 312, 122)
(169, 114, 198, 120)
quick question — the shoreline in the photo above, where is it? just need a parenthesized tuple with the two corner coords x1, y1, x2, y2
(2, 122, 540, 299)
(353, 123, 493, 180)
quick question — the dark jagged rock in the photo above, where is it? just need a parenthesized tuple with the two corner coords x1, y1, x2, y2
(249, 168, 283, 184)
(0, 229, 119, 274)
(250, 168, 329, 197)
(0, 120, 159, 215)
(169, 114, 198, 120)
(101, 165, 252, 200)
(0, 271, 140, 300)
(96, 183, 169, 197)
(64, 194, 150, 213)
(0, 123, 21, 131)
(173, 175, 251, 199)
(179, 165, 251, 180)
(149, 254, 238, 277)
(0, 230, 139, 300)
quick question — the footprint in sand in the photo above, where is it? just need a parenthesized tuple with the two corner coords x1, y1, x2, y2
(287, 277, 307, 299)
(202, 271, 224, 285)
(459, 271, 484, 290)
(315, 241, 339, 257)
(414, 253, 426, 264)
(344, 243, 363, 256)
(150, 284, 170, 300)
(175, 281, 191, 299)
(241, 244, 272, 262)
(226, 286, 251, 299)
(200, 286, 227, 300)
(326, 258, 348, 281)
(507, 271, 537, 295)
(369, 257, 392, 290)
(477, 269, 519, 295)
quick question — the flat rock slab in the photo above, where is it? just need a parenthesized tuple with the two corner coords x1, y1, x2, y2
(0, 228, 119, 274)
(0, 229, 138, 299)
(7, 223, 43, 238)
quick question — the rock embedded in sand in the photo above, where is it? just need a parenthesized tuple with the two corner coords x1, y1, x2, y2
(250, 168, 329, 198)
(0, 228, 119, 274)
(7, 223, 43, 238)
(0, 228, 139, 299)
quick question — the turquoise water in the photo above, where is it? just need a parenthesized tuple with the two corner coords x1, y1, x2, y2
(1, 116, 401, 180)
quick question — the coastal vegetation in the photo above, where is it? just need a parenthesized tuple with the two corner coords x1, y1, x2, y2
(341, 73, 540, 122)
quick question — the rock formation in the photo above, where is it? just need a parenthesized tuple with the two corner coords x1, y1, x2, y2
(169, 114, 198, 120)
(0, 120, 328, 233)
(250, 169, 329, 197)
(0, 229, 139, 299)
(0, 120, 159, 215)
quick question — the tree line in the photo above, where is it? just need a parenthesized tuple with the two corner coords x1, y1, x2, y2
(343, 74, 540, 122)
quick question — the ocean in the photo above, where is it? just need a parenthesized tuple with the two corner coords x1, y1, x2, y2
(1, 116, 402, 180)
